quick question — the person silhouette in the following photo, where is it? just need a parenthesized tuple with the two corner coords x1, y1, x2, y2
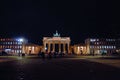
(48, 51, 52, 59)
(41, 52, 45, 59)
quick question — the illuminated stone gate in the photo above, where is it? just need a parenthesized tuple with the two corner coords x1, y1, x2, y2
(43, 31, 71, 53)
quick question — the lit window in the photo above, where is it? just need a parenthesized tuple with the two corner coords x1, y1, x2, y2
(104, 46, 106, 49)
(90, 39, 96, 42)
(17, 50, 19, 53)
(20, 50, 22, 53)
(107, 46, 109, 48)
(97, 42, 99, 44)
(97, 39, 99, 41)
(111, 46, 113, 49)
(18, 42, 22, 44)
(114, 46, 116, 49)
(17, 38, 24, 42)
(8, 42, 10, 44)
(20, 46, 22, 48)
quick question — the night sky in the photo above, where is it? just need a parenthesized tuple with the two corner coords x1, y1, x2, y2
(0, 0, 119, 45)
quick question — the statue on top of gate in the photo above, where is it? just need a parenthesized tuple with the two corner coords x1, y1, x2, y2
(53, 30, 60, 37)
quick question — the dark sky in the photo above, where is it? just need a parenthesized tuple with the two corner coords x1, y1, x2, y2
(0, 0, 119, 45)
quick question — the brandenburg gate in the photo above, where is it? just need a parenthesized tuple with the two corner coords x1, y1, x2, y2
(43, 31, 71, 53)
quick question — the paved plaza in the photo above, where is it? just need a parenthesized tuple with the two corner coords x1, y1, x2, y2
(0, 56, 120, 80)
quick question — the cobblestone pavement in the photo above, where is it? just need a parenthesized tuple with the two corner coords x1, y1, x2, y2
(0, 56, 120, 80)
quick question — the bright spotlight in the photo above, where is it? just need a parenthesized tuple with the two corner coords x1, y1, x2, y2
(18, 38, 23, 42)
(45, 47, 47, 50)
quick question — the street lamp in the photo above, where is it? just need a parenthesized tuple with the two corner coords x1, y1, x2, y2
(18, 38, 24, 42)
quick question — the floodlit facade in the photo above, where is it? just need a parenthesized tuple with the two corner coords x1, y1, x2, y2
(1, 33, 119, 56)
(85, 38, 117, 55)
(22, 43, 42, 55)
(43, 31, 71, 54)
(73, 44, 87, 55)
(0, 38, 28, 55)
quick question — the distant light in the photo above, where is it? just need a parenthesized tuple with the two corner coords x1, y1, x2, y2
(90, 39, 96, 42)
(78, 46, 80, 49)
(17, 38, 23, 42)
(45, 47, 47, 50)
(20, 39, 23, 42)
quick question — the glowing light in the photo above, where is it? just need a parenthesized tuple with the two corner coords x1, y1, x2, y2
(45, 47, 47, 50)
(78, 46, 80, 49)
(17, 38, 24, 42)
(90, 39, 96, 42)
(19, 39, 23, 42)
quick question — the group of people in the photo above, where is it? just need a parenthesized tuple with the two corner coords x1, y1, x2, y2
(38, 51, 65, 59)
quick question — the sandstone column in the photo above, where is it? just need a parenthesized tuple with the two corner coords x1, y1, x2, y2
(48, 42, 51, 53)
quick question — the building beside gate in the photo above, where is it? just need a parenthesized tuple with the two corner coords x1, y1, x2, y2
(85, 38, 117, 55)
(22, 43, 42, 55)
(0, 37, 28, 55)
(73, 44, 87, 55)
(1, 33, 119, 56)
